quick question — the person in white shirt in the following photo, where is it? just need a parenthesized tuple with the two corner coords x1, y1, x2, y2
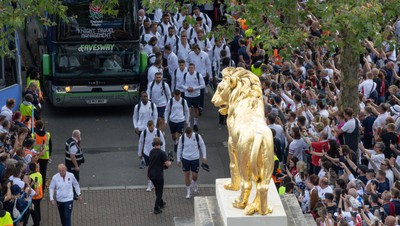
(164, 45, 179, 78)
(192, 6, 212, 29)
(149, 22, 162, 43)
(0, 98, 15, 122)
(144, 37, 158, 56)
(159, 27, 179, 52)
(138, 120, 166, 191)
(174, 6, 189, 29)
(195, 17, 211, 34)
(187, 44, 212, 112)
(147, 72, 172, 132)
(158, 13, 176, 36)
(175, 31, 191, 61)
(147, 58, 163, 84)
(49, 164, 81, 226)
(358, 72, 377, 99)
(103, 55, 122, 71)
(190, 30, 212, 53)
(177, 127, 207, 199)
(372, 103, 390, 135)
(133, 92, 158, 135)
(165, 90, 190, 153)
(360, 142, 385, 169)
(182, 63, 205, 132)
(211, 38, 231, 77)
(171, 60, 188, 93)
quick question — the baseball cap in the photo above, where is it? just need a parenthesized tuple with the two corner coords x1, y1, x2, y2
(390, 104, 400, 115)
(11, 184, 21, 195)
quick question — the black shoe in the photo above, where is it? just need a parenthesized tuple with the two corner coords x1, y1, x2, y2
(154, 209, 162, 214)
(160, 201, 166, 209)
(193, 125, 199, 132)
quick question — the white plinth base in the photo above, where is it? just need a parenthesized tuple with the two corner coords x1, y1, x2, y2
(216, 178, 287, 226)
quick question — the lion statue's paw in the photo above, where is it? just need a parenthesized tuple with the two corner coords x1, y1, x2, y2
(224, 182, 240, 191)
(244, 204, 257, 215)
(232, 198, 247, 209)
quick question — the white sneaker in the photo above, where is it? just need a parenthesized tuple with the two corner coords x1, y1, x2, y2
(146, 185, 152, 192)
(192, 181, 199, 193)
(186, 191, 192, 199)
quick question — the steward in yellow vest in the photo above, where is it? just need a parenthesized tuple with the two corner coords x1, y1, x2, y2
(29, 163, 43, 226)
(19, 94, 40, 131)
(34, 120, 52, 191)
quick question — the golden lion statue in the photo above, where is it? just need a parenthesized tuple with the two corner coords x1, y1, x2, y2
(211, 67, 274, 215)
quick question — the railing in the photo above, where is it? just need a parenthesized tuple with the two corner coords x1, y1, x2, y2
(13, 200, 32, 224)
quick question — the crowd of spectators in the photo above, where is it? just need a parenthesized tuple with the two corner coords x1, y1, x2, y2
(0, 69, 48, 225)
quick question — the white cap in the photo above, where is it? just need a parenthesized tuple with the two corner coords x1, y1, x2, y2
(390, 104, 400, 115)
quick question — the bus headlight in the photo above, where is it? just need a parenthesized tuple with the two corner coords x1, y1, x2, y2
(55, 86, 72, 93)
(122, 84, 139, 92)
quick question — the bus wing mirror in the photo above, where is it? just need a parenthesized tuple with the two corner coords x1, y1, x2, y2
(139, 52, 147, 75)
(42, 54, 51, 78)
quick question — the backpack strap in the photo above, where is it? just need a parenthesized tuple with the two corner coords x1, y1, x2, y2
(176, 38, 180, 52)
(142, 129, 147, 153)
(164, 35, 168, 46)
(150, 81, 155, 99)
(368, 83, 376, 97)
(162, 81, 168, 101)
(195, 133, 200, 150)
(174, 69, 178, 90)
(196, 72, 200, 85)
(156, 129, 160, 138)
(183, 72, 187, 82)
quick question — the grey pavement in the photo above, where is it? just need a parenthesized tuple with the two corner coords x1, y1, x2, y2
(40, 186, 215, 226)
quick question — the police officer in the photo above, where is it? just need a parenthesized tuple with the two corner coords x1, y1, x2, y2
(65, 129, 84, 199)
(177, 127, 207, 199)
(148, 137, 171, 214)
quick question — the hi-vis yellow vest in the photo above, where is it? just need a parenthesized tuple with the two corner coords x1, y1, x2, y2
(0, 211, 13, 226)
(34, 132, 51, 160)
(29, 172, 43, 200)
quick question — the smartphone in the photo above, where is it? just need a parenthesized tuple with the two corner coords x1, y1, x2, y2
(338, 208, 342, 214)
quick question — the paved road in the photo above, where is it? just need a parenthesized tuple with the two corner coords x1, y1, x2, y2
(42, 91, 231, 187)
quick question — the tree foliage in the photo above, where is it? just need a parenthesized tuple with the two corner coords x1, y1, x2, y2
(0, 0, 119, 57)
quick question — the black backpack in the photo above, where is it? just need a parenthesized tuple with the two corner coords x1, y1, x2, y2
(137, 101, 155, 116)
(181, 133, 200, 152)
(183, 72, 201, 85)
(149, 81, 168, 102)
(142, 128, 161, 152)
(368, 83, 379, 103)
(169, 97, 186, 117)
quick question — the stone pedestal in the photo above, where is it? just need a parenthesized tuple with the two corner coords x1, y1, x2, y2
(215, 178, 287, 226)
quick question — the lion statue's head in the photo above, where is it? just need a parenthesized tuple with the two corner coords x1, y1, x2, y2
(211, 67, 262, 115)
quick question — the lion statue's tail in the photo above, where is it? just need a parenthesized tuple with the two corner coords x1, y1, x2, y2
(249, 129, 274, 188)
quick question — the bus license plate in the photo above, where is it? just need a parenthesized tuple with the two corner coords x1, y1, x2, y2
(87, 99, 107, 104)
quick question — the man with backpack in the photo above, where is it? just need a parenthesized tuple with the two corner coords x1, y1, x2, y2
(147, 72, 172, 132)
(177, 127, 207, 199)
(138, 120, 166, 191)
(133, 91, 158, 136)
(359, 72, 378, 102)
(182, 63, 205, 132)
(164, 90, 190, 154)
